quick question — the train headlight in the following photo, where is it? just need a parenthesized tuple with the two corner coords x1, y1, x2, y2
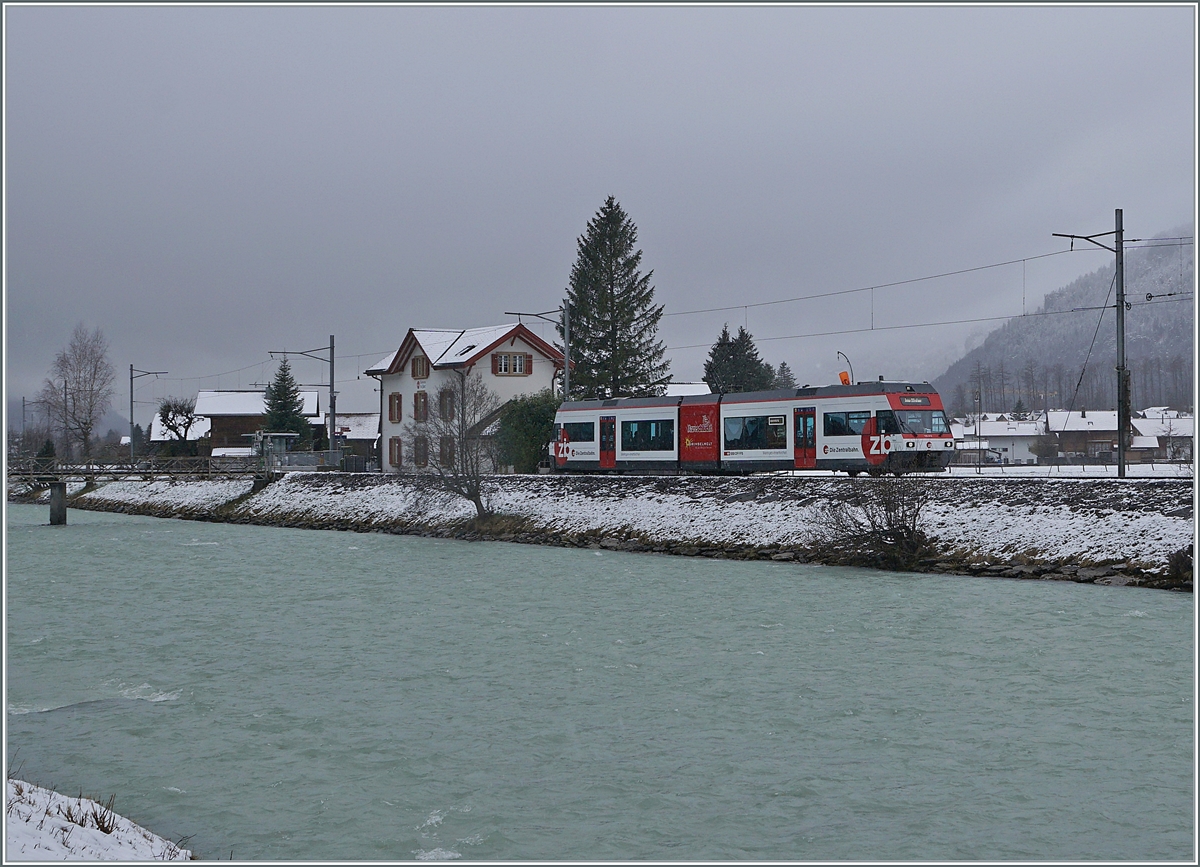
(906, 441, 915, 449)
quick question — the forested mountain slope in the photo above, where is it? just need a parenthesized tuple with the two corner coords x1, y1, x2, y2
(933, 228, 1193, 416)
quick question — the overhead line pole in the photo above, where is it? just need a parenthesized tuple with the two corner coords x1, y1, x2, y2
(504, 307, 570, 400)
(1052, 208, 1129, 478)
(130, 365, 168, 463)
(269, 336, 335, 448)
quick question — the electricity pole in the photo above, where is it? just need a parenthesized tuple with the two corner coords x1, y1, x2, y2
(269, 336, 336, 449)
(1053, 209, 1129, 478)
(130, 365, 168, 463)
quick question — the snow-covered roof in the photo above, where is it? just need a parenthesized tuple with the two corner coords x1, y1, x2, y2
(1132, 416, 1194, 438)
(150, 414, 212, 442)
(666, 382, 713, 396)
(366, 324, 564, 375)
(954, 421, 1045, 441)
(1130, 436, 1161, 450)
(194, 390, 320, 417)
(1044, 410, 1119, 433)
(333, 411, 380, 440)
(364, 350, 399, 376)
(211, 447, 254, 457)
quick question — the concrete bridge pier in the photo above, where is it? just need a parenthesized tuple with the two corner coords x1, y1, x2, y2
(49, 482, 67, 525)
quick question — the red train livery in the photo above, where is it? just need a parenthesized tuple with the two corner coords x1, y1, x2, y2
(550, 381, 955, 476)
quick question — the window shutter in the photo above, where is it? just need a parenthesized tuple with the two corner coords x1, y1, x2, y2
(389, 436, 401, 467)
(492, 353, 499, 375)
(524, 353, 533, 375)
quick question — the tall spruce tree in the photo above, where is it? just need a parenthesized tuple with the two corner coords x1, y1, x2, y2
(558, 196, 670, 399)
(703, 325, 775, 393)
(263, 358, 310, 445)
(773, 360, 798, 389)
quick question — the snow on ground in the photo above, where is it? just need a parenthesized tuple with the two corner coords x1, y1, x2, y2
(5, 779, 191, 861)
(223, 471, 1192, 567)
(58, 466, 1193, 568)
(942, 462, 1193, 479)
(76, 478, 253, 512)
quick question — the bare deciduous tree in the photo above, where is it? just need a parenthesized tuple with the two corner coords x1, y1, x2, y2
(403, 370, 503, 519)
(37, 324, 116, 459)
(157, 396, 198, 441)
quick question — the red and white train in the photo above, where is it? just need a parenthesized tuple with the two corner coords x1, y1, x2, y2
(550, 380, 955, 475)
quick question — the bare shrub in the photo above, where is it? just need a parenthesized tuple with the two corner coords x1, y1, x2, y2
(91, 793, 117, 834)
(816, 475, 937, 570)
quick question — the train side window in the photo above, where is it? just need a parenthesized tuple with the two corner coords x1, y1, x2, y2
(876, 410, 900, 434)
(563, 422, 595, 442)
(847, 411, 871, 434)
(823, 412, 849, 436)
(725, 415, 786, 450)
(621, 419, 674, 451)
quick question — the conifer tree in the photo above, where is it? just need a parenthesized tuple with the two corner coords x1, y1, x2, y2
(703, 325, 775, 393)
(773, 360, 798, 389)
(558, 196, 670, 399)
(263, 358, 310, 445)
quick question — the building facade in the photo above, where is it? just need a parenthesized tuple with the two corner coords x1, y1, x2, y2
(365, 324, 564, 473)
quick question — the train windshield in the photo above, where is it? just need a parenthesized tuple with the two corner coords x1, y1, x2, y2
(896, 410, 949, 435)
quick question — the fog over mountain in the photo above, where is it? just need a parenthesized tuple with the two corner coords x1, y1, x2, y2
(932, 227, 1194, 416)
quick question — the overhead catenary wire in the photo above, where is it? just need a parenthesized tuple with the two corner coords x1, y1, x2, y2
(664, 295, 1192, 351)
(131, 239, 1192, 389)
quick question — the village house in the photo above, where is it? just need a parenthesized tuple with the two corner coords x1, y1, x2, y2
(1043, 409, 1126, 461)
(951, 414, 1045, 464)
(331, 411, 382, 469)
(195, 389, 323, 456)
(1131, 408, 1194, 462)
(365, 324, 564, 473)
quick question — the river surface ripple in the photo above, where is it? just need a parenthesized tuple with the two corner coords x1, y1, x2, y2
(5, 503, 1193, 860)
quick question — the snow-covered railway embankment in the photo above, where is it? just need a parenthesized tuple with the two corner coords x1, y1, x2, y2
(13, 473, 1194, 591)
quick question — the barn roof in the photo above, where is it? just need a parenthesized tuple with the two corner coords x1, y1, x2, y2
(194, 390, 320, 417)
(333, 411, 381, 440)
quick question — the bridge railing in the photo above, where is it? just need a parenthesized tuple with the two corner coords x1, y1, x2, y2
(6, 455, 263, 479)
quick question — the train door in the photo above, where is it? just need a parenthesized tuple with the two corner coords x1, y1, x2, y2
(599, 416, 616, 469)
(794, 407, 816, 469)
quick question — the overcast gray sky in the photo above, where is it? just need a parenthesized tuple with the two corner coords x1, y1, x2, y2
(5, 4, 1195, 427)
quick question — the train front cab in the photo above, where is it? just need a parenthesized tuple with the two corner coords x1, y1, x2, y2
(812, 384, 954, 475)
(879, 389, 955, 473)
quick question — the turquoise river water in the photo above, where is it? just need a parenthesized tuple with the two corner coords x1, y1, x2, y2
(5, 503, 1194, 860)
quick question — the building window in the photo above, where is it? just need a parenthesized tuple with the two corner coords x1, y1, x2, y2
(411, 356, 430, 379)
(439, 435, 456, 467)
(414, 391, 428, 422)
(388, 393, 402, 424)
(492, 352, 532, 376)
(413, 435, 429, 468)
(439, 388, 456, 421)
(388, 436, 402, 467)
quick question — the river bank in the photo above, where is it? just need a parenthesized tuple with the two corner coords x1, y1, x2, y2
(10, 472, 1194, 590)
(5, 779, 193, 860)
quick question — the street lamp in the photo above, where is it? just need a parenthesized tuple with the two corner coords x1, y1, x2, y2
(837, 351, 855, 385)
